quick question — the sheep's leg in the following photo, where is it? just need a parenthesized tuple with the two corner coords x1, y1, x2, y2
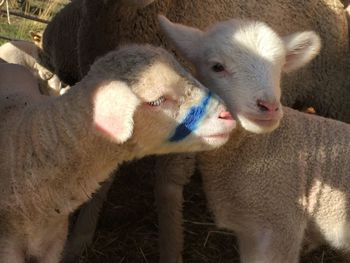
(155, 153, 196, 263)
(62, 178, 113, 263)
(39, 238, 65, 263)
(39, 240, 65, 263)
(35, 219, 69, 263)
(0, 239, 25, 263)
(237, 226, 304, 263)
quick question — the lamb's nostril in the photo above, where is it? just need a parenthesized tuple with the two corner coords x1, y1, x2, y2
(257, 100, 279, 112)
(219, 111, 234, 120)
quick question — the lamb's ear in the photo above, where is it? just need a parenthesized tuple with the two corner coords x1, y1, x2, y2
(282, 31, 321, 73)
(158, 15, 203, 62)
(93, 81, 140, 143)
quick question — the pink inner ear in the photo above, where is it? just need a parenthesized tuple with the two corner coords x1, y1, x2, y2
(283, 52, 301, 72)
(94, 114, 122, 139)
(285, 53, 297, 65)
(92, 81, 139, 143)
(93, 92, 129, 142)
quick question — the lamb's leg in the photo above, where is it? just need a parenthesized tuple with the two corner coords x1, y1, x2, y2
(62, 178, 114, 263)
(155, 153, 196, 263)
(0, 239, 25, 263)
(39, 219, 69, 263)
(237, 225, 305, 263)
(40, 239, 65, 263)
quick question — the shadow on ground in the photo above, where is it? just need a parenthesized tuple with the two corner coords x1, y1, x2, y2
(78, 157, 343, 263)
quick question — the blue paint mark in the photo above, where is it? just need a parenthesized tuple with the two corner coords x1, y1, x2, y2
(169, 91, 212, 142)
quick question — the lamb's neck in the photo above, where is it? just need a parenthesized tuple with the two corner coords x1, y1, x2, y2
(23, 82, 139, 173)
(9, 83, 149, 219)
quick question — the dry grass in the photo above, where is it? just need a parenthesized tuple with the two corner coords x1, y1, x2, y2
(15, 0, 62, 36)
(0, 0, 68, 44)
(74, 157, 344, 263)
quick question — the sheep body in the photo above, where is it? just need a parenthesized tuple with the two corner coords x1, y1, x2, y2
(156, 107, 350, 263)
(198, 107, 350, 262)
(0, 40, 64, 96)
(154, 17, 350, 262)
(43, 0, 350, 121)
(0, 45, 233, 263)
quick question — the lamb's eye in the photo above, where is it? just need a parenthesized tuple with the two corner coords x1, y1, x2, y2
(212, 63, 225, 73)
(147, 96, 166, 106)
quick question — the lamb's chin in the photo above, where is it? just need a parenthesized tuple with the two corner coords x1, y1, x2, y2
(237, 114, 281, 134)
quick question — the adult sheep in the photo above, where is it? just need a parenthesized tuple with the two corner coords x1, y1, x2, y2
(43, 0, 350, 121)
(42, 0, 156, 85)
(154, 17, 350, 263)
(0, 45, 235, 263)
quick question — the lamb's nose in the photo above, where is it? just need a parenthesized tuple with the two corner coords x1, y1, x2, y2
(257, 99, 279, 112)
(219, 110, 234, 120)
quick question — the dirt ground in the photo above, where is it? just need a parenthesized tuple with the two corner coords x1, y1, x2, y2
(76, 157, 344, 263)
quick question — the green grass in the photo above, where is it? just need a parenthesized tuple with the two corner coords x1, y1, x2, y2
(0, 0, 69, 45)
(1, 16, 35, 44)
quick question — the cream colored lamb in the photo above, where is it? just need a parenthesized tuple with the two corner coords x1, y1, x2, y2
(0, 45, 235, 263)
(42, 0, 350, 122)
(154, 17, 350, 263)
(0, 39, 65, 96)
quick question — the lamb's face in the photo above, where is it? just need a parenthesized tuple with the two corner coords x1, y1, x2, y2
(196, 21, 285, 134)
(131, 57, 236, 155)
(90, 46, 235, 155)
(159, 16, 321, 134)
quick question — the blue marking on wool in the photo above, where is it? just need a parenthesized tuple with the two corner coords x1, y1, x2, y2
(169, 91, 212, 142)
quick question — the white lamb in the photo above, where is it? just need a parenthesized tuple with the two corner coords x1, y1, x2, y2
(0, 39, 65, 96)
(154, 17, 350, 263)
(0, 44, 235, 263)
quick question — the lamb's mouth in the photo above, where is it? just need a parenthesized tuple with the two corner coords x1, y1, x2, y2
(202, 132, 232, 147)
(204, 133, 231, 139)
(249, 117, 280, 127)
(241, 112, 282, 127)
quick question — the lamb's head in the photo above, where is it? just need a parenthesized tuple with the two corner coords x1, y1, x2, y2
(159, 16, 321, 133)
(84, 45, 235, 155)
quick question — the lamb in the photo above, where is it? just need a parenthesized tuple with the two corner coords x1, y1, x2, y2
(42, 0, 350, 121)
(153, 17, 350, 263)
(156, 109, 350, 263)
(0, 44, 235, 263)
(0, 38, 65, 96)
